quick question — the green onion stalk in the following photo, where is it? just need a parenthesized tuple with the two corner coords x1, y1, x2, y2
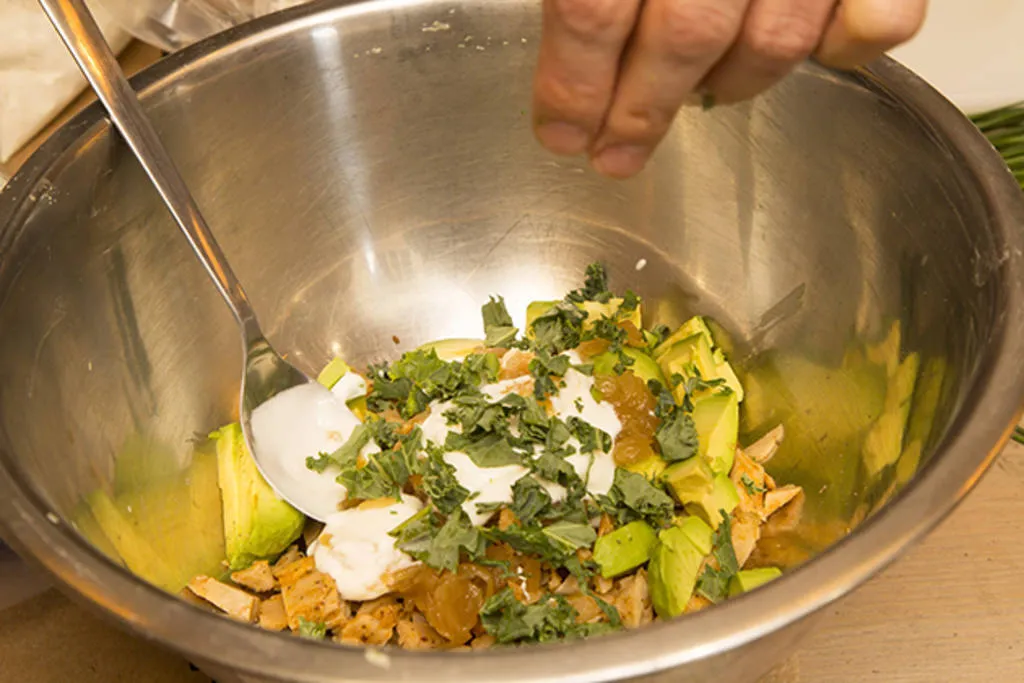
(970, 103, 1024, 446)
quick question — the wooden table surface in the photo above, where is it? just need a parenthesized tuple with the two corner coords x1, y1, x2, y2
(2, 41, 1022, 683)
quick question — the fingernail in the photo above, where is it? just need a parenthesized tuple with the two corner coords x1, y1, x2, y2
(536, 122, 590, 155)
(592, 145, 648, 178)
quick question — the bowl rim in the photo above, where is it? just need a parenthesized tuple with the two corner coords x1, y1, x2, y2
(2, 1, 1024, 680)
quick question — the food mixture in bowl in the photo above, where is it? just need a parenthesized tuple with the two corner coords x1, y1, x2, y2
(182, 264, 802, 648)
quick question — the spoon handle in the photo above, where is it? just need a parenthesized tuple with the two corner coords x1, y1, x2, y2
(38, 0, 262, 340)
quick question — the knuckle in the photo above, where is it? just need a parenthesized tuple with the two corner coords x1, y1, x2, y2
(548, 0, 636, 42)
(744, 13, 822, 64)
(657, 1, 739, 58)
(605, 106, 674, 145)
(535, 72, 611, 124)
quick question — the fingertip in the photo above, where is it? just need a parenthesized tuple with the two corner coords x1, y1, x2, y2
(591, 144, 650, 178)
(535, 121, 592, 155)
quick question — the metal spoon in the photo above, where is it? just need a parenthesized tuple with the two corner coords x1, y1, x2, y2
(39, 0, 327, 519)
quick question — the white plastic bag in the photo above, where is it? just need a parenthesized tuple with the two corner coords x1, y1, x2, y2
(93, 0, 310, 52)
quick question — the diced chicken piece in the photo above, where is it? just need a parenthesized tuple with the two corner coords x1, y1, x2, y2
(611, 569, 653, 629)
(565, 594, 604, 624)
(470, 634, 497, 649)
(187, 576, 258, 623)
(396, 613, 449, 650)
(592, 574, 614, 595)
(258, 594, 289, 631)
(597, 514, 615, 537)
(179, 587, 218, 613)
(278, 558, 349, 631)
(685, 594, 713, 614)
(553, 575, 580, 596)
(746, 425, 785, 464)
(272, 546, 303, 577)
(339, 596, 402, 646)
(730, 448, 767, 516)
(275, 555, 316, 586)
(731, 511, 763, 569)
(764, 485, 803, 518)
(231, 560, 277, 593)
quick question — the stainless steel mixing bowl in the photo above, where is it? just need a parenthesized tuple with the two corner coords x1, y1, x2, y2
(1, 1, 1023, 681)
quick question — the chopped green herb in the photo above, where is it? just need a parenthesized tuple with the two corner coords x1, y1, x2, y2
(566, 416, 612, 454)
(529, 349, 572, 399)
(390, 506, 486, 573)
(740, 474, 766, 495)
(647, 380, 677, 419)
(510, 476, 553, 524)
(482, 296, 519, 348)
(420, 449, 470, 515)
(655, 410, 699, 463)
(530, 303, 587, 354)
(696, 514, 740, 603)
(479, 588, 616, 644)
(573, 397, 584, 413)
(365, 348, 498, 418)
(305, 423, 372, 473)
(565, 262, 613, 304)
(445, 432, 524, 468)
(599, 468, 674, 528)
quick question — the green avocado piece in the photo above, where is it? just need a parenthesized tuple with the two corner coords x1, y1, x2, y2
(691, 392, 740, 474)
(648, 526, 707, 619)
(664, 457, 715, 505)
(685, 473, 740, 530)
(712, 348, 745, 402)
(728, 567, 783, 597)
(416, 338, 486, 360)
(214, 423, 305, 571)
(525, 298, 643, 337)
(659, 333, 717, 400)
(673, 515, 713, 555)
(653, 316, 713, 360)
(317, 357, 352, 389)
(593, 520, 658, 578)
(592, 347, 666, 385)
(623, 454, 668, 481)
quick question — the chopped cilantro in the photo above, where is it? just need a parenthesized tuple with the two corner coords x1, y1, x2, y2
(564, 262, 613, 304)
(648, 324, 672, 350)
(619, 290, 640, 315)
(573, 397, 584, 413)
(510, 476, 553, 524)
(566, 416, 612, 454)
(296, 617, 328, 640)
(420, 448, 470, 514)
(530, 302, 587, 354)
(365, 348, 498, 418)
(305, 423, 372, 473)
(528, 349, 572, 399)
(445, 432, 523, 468)
(598, 468, 674, 527)
(488, 519, 595, 572)
(647, 379, 677, 419)
(655, 410, 699, 462)
(740, 474, 766, 495)
(531, 450, 582, 488)
(696, 514, 740, 603)
(482, 296, 519, 348)
(390, 506, 485, 573)
(479, 588, 616, 644)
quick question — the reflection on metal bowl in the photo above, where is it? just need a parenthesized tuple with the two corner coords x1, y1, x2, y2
(0, 1, 1023, 682)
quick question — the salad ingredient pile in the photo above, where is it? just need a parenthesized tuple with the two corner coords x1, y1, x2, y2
(185, 263, 802, 648)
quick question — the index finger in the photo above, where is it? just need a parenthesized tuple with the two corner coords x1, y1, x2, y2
(532, 0, 643, 155)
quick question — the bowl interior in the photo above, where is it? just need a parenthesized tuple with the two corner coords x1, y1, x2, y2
(0, 0, 1017, 653)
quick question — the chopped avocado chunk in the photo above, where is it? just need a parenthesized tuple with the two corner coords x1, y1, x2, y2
(525, 298, 642, 337)
(685, 473, 740, 529)
(673, 515, 713, 555)
(417, 338, 486, 360)
(592, 347, 666, 385)
(663, 457, 714, 505)
(623, 454, 668, 481)
(728, 567, 783, 597)
(593, 520, 658, 578)
(316, 357, 351, 389)
(648, 526, 706, 618)
(653, 316, 713, 360)
(691, 392, 740, 474)
(712, 348, 745, 402)
(214, 423, 304, 571)
(659, 333, 717, 400)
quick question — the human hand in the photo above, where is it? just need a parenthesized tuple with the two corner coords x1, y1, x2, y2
(532, 0, 928, 178)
